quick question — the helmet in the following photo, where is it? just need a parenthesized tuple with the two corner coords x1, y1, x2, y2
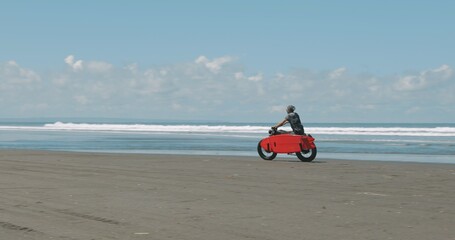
(286, 105, 295, 113)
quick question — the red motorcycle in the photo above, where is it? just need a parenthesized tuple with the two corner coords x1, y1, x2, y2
(257, 128, 317, 162)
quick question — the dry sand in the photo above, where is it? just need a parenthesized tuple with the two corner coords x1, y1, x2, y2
(0, 150, 454, 240)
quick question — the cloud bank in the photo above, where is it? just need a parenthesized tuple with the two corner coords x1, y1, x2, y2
(1, 55, 453, 122)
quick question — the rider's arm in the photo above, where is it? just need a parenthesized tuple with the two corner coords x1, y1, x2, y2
(273, 119, 288, 129)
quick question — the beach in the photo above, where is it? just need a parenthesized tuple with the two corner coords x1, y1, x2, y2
(0, 150, 454, 240)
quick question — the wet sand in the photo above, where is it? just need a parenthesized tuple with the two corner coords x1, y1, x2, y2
(0, 150, 454, 240)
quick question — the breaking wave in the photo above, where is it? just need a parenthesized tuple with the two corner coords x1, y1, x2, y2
(0, 122, 453, 137)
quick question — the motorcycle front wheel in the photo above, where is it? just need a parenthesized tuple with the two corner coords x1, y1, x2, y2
(296, 147, 317, 162)
(257, 141, 277, 160)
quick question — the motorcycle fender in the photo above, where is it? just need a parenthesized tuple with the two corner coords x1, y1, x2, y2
(260, 138, 273, 152)
(301, 136, 316, 149)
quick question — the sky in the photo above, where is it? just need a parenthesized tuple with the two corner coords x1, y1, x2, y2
(0, 0, 454, 123)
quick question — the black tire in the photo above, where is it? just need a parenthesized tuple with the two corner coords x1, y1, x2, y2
(296, 147, 317, 162)
(257, 141, 277, 160)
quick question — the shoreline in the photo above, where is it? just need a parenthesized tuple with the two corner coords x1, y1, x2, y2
(2, 148, 454, 165)
(1, 149, 454, 239)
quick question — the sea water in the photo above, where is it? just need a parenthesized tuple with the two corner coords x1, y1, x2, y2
(0, 120, 454, 164)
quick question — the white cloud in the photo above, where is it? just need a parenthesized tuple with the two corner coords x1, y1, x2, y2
(367, 78, 380, 92)
(53, 75, 69, 86)
(125, 63, 139, 74)
(234, 72, 263, 81)
(195, 56, 208, 64)
(248, 73, 263, 82)
(234, 72, 245, 80)
(0, 60, 41, 86)
(6, 60, 19, 67)
(329, 67, 346, 79)
(64, 55, 74, 65)
(195, 55, 233, 73)
(64, 55, 113, 73)
(433, 64, 453, 79)
(86, 61, 113, 73)
(2, 57, 454, 122)
(275, 73, 286, 80)
(64, 55, 83, 71)
(395, 64, 453, 91)
(160, 69, 168, 76)
(395, 75, 423, 91)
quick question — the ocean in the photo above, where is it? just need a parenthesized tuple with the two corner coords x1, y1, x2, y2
(1, 120, 454, 164)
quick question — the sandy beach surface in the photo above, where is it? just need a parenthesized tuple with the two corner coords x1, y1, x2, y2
(0, 150, 454, 240)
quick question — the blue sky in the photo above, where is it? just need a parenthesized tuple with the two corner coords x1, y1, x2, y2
(1, 1, 454, 122)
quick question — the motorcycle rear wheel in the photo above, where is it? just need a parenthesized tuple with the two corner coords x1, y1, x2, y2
(296, 147, 317, 162)
(257, 141, 277, 160)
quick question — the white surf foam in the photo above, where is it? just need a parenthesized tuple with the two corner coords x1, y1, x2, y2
(1, 122, 455, 137)
(42, 122, 270, 133)
(309, 127, 455, 137)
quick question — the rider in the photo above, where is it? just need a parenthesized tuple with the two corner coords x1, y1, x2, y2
(273, 105, 305, 135)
